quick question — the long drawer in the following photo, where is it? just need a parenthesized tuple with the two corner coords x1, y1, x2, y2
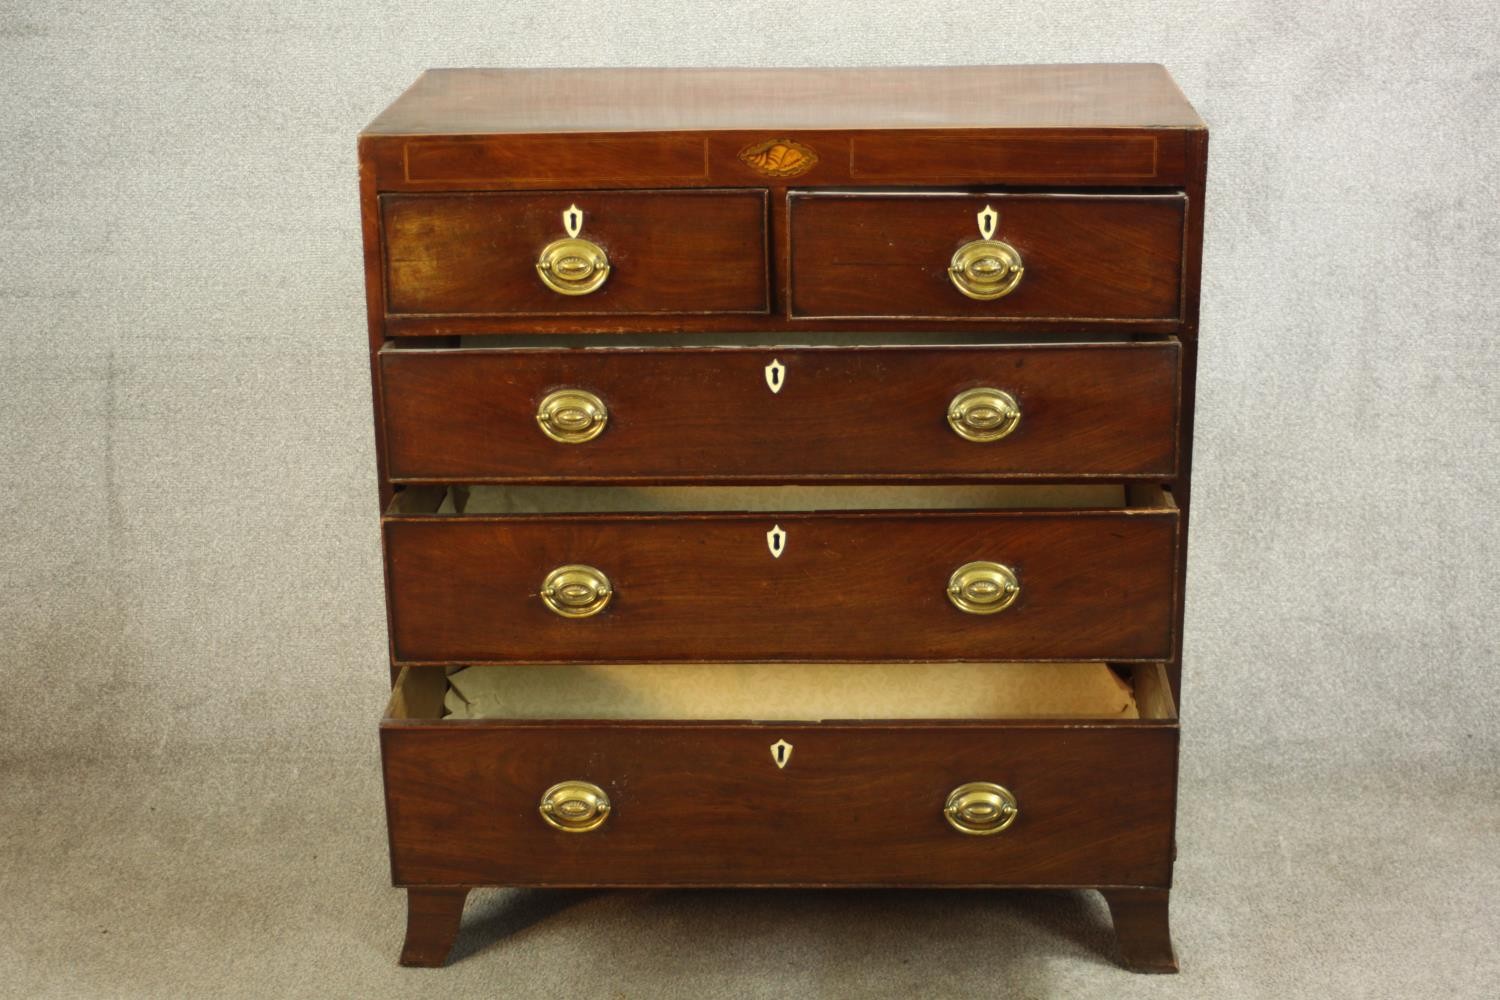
(381, 663, 1179, 887)
(382, 484, 1179, 663)
(378, 340, 1181, 482)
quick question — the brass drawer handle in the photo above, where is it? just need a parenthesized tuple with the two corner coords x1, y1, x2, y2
(537, 388, 608, 443)
(540, 564, 613, 618)
(948, 387, 1020, 442)
(537, 237, 610, 295)
(947, 561, 1020, 614)
(944, 782, 1019, 835)
(536, 204, 610, 296)
(539, 780, 611, 832)
(948, 205, 1024, 301)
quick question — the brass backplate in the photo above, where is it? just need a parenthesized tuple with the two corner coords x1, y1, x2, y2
(539, 780, 611, 832)
(536, 236, 610, 295)
(947, 561, 1020, 614)
(537, 388, 608, 444)
(948, 387, 1021, 443)
(948, 238, 1024, 301)
(540, 564, 613, 618)
(944, 781, 1019, 836)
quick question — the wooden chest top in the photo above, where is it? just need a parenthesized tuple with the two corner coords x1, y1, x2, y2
(363, 64, 1205, 134)
(360, 65, 1205, 191)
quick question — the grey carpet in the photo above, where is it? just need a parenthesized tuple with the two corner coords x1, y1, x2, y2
(2, 3, 1497, 997)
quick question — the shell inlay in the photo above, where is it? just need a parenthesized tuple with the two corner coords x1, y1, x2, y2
(738, 138, 819, 178)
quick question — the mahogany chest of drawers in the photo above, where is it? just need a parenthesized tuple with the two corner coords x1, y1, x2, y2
(359, 65, 1206, 974)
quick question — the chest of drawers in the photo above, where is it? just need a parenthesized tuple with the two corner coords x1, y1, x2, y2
(359, 65, 1206, 974)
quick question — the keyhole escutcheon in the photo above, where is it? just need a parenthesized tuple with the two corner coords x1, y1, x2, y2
(771, 739, 793, 769)
(766, 525, 787, 559)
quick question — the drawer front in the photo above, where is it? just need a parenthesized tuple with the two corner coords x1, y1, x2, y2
(382, 190, 769, 316)
(380, 342, 1180, 482)
(789, 192, 1184, 321)
(384, 509, 1178, 663)
(382, 720, 1178, 886)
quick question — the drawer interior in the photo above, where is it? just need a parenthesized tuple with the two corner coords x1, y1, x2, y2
(387, 662, 1176, 723)
(389, 483, 1174, 516)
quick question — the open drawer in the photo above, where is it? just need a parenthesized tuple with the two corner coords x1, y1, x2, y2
(381, 662, 1179, 887)
(382, 483, 1179, 663)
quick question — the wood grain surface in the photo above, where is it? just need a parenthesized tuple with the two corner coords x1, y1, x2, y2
(378, 341, 1181, 483)
(382, 189, 769, 316)
(363, 65, 1204, 134)
(789, 192, 1184, 320)
(383, 507, 1179, 663)
(381, 712, 1179, 887)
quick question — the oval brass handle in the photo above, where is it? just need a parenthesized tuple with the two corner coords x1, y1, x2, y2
(949, 238, 1024, 301)
(536, 236, 610, 296)
(947, 561, 1020, 615)
(944, 782, 1019, 835)
(539, 780, 611, 832)
(537, 388, 608, 444)
(948, 387, 1020, 442)
(540, 564, 613, 618)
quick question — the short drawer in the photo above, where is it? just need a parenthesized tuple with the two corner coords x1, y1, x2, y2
(383, 484, 1178, 663)
(381, 190, 769, 316)
(381, 663, 1178, 887)
(379, 339, 1181, 482)
(788, 192, 1185, 321)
